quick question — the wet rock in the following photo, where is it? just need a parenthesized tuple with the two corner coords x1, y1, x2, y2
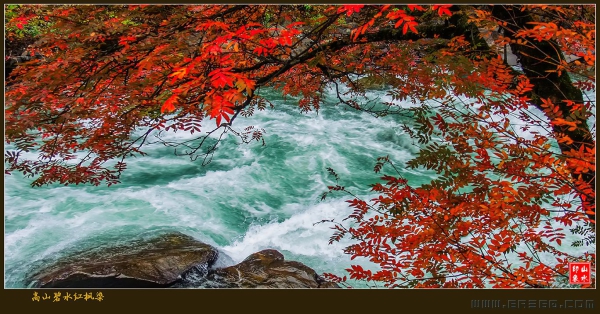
(27, 232, 218, 288)
(196, 249, 339, 288)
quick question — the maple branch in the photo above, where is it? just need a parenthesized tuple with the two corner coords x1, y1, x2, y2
(208, 5, 248, 20)
(492, 5, 595, 223)
(251, 11, 484, 92)
(229, 96, 254, 121)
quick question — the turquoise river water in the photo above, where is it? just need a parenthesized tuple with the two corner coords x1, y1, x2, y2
(4, 86, 595, 288)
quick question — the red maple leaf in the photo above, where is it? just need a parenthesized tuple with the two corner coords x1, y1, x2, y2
(161, 95, 178, 113)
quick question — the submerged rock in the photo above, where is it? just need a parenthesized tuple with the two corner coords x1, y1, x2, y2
(27, 232, 218, 288)
(194, 249, 339, 288)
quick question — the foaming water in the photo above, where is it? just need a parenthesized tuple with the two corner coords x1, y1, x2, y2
(4, 88, 416, 288)
(4, 87, 595, 288)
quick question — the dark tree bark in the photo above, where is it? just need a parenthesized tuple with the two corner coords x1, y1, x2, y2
(491, 5, 595, 223)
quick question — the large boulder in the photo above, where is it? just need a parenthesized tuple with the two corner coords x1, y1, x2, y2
(190, 249, 339, 288)
(27, 232, 218, 288)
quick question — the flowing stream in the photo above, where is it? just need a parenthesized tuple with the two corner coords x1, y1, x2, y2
(4, 86, 595, 288)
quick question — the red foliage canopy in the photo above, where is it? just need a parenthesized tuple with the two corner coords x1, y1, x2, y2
(5, 4, 595, 288)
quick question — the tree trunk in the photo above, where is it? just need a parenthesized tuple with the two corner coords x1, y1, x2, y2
(491, 5, 595, 223)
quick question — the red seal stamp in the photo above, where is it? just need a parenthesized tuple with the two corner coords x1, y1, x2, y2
(569, 262, 591, 285)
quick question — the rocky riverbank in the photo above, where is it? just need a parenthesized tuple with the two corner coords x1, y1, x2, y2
(26, 232, 339, 288)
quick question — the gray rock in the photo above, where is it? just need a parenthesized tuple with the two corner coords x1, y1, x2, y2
(196, 249, 340, 288)
(26, 233, 338, 289)
(27, 232, 218, 288)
